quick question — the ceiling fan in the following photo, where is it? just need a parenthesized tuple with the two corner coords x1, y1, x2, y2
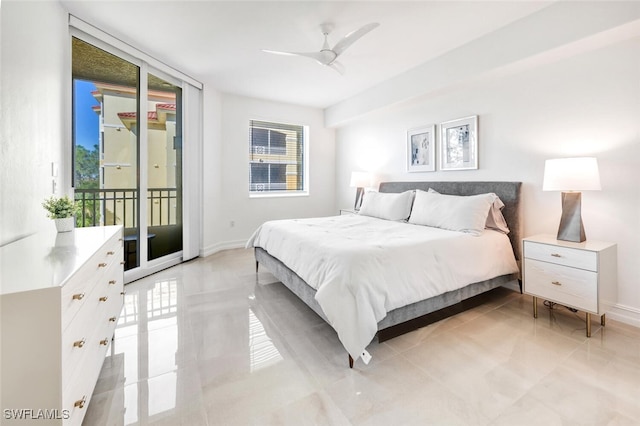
(262, 22, 380, 75)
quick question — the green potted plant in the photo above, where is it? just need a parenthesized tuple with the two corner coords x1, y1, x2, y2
(42, 195, 78, 232)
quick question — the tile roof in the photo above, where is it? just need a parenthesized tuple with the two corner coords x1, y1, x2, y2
(117, 111, 158, 120)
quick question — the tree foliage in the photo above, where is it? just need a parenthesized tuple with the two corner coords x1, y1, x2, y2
(74, 144, 101, 226)
(75, 144, 99, 189)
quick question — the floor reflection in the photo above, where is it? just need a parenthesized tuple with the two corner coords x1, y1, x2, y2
(249, 308, 283, 372)
(84, 262, 287, 425)
(86, 278, 187, 425)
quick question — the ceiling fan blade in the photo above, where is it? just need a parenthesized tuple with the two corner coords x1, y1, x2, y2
(328, 61, 345, 75)
(332, 22, 379, 56)
(262, 49, 329, 64)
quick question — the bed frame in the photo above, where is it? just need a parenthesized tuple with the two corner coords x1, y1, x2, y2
(254, 181, 522, 367)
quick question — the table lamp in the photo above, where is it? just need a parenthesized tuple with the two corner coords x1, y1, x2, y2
(543, 157, 601, 242)
(349, 171, 371, 211)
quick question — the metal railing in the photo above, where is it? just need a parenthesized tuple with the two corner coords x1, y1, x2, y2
(249, 182, 287, 192)
(251, 145, 287, 156)
(75, 188, 178, 228)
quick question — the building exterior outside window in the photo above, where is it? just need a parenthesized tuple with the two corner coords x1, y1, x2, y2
(249, 120, 307, 195)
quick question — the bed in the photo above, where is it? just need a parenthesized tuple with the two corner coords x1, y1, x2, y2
(248, 181, 522, 367)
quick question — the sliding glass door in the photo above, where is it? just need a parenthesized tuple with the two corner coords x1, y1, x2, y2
(72, 37, 184, 276)
(146, 73, 183, 261)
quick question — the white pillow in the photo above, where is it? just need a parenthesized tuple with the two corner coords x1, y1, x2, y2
(409, 190, 494, 235)
(428, 188, 510, 234)
(358, 190, 415, 221)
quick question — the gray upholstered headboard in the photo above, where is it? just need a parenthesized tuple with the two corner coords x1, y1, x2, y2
(378, 181, 522, 260)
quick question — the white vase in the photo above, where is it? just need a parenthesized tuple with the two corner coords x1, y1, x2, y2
(54, 217, 75, 233)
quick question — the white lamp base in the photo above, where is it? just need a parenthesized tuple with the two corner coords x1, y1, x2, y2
(354, 187, 364, 211)
(557, 192, 586, 242)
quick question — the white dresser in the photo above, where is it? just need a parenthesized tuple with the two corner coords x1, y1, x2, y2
(1, 226, 124, 425)
(522, 234, 617, 337)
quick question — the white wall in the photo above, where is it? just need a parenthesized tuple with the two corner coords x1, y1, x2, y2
(201, 83, 224, 255)
(334, 36, 640, 326)
(201, 93, 336, 255)
(0, 1, 70, 246)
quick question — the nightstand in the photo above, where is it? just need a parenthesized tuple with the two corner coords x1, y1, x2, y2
(522, 234, 617, 337)
(340, 209, 358, 215)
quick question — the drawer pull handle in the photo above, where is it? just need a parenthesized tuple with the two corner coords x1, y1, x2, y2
(99, 296, 108, 302)
(120, 261, 126, 265)
(99, 338, 109, 346)
(107, 251, 115, 255)
(551, 281, 562, 286)
(120, 291, 126, 296)
(72, 293, 85, 301)
(109, 316, 117, 322)
(551, 253, 562, 258)
(108, 280, 116, 285)
(73, 339, 86, 348)
(74, 396, 86, 409)
(98, 262, 107, 268)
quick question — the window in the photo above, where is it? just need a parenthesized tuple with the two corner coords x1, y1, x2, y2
(249, 120, 307, 195)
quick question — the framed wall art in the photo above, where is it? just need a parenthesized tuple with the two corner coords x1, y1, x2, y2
(407, 125, 436, 172)
(439, 116, 478, 171)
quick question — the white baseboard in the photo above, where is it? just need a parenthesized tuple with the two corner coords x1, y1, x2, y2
(607, 304, 640, 329)
(200, 239, 247, 257)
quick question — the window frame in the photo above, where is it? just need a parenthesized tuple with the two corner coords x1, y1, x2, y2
(248, 120, 309, 198)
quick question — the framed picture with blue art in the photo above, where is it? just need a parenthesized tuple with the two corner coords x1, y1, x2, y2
(407, 125, 436, 172)
(439, 115, 478, 171)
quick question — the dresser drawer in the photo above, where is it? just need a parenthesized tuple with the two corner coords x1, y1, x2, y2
(95, 286, 124, 343)
(63, 354, 102, 426)
(63, 306, 121, 408)
(61, 237, 123, 332)
(62, 274, 123, 387)
(61, 271, 122, 387)
(524, 241, 597, 271)
(61, 299, 107, 390)
(524, 259, 598, 312)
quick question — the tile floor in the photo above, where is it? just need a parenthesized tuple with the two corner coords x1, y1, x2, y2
(84, 248, 640, 425)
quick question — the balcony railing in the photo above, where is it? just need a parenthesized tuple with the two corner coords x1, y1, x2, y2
(249, 182, 288, 192)
(251, 145, 287, 156)
(75, 188, 178, 228)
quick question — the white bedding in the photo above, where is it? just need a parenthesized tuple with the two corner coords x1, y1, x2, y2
(247, 214, 519, 361)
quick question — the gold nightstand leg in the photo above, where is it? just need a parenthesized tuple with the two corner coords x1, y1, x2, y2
(533, 296, 538, 318)
(601, 314, 606, 327)
(586, 313, 592, 337)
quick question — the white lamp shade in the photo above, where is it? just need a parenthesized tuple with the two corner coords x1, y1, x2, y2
(350, 171, 372, 188)
(543, 157, 601, 191)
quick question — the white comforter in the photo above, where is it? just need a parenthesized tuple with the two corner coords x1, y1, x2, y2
(247, 214, 519, 361)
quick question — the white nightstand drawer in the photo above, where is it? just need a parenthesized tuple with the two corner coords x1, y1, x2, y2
(524, 241, 597, 271)
(525, 259, 598, 312)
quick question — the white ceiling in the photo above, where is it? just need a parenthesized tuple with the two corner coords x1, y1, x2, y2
(60, 1, 553, 109)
